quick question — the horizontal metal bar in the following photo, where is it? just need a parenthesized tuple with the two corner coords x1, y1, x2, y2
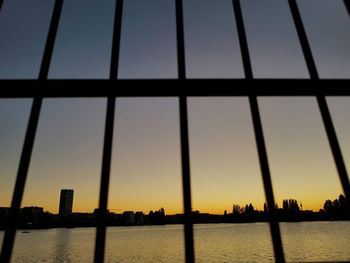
(0, 79, 349, 97)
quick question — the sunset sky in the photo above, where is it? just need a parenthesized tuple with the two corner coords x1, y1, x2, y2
(0, 0, 349, 214)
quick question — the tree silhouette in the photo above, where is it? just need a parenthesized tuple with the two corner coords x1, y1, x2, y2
(148, 208, 166, 225)
(323, 194, 348, 219)
(232, 204, 241, 215)
(282, 199, 300, 212)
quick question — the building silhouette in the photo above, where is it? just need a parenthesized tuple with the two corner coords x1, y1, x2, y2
(122, 211, 135, 225)
(135, 211, 145, 225)
(59, 189, 74, 216)
(0, 207, 10, 230)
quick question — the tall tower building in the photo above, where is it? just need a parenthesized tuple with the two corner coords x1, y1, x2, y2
(59, 189, 74, 215)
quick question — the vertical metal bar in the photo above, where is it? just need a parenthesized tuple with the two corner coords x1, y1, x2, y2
(232, 1, 285, 262)
(249, 97, 286, 263)
(179, 96, 195, 263)
(94, 0, 122, 262)
(39, 0, 64, 79)
(0, 98, 42, 263)
(289, 0, 350, 210)
(109, 0, 124, 80)
(0, 0, 64, 260)
(344, 0, 350, 16)
(176, 0, 195, 262)
(232, 0, 253, 80)
(94, 97, 115, 263)
(176, 0, 186, 79)
(317, 97, 350, 205)
(288, 0, 318, 79)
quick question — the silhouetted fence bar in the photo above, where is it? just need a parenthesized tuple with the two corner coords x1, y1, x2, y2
(249, 97, 286, 263)
(94, 97, 115, 263)
(94, 0, 123, 262)
(1, 1, 350, 263)
(0, 79, 350, 98)
(39, 0, 64, 80)
(344, 0, 350, 16)
(179, 96, 195, 263)
(0, 0, 64, 261)
(232, 1, 286, 262)
(288, 0, 318, 80)
(318, 96, 350, 208)
(176, 0, 186, 80)
(109, 0, 124, 80)
(288, 0, 350, 213)
(176, 0, 195, 262)
(0, 98, 42, 263)
(232, 0, 252, 80)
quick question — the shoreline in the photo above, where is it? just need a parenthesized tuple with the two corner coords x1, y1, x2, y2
(1, 219, 350, 231)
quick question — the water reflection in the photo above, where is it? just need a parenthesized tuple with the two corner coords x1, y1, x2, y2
(12, 228, 95, 262)
(281, 221, 350, 262)
(54, 228, 71, 263)
(194, 223, 274, 262)
(105, 225, 184, 262)
(5, 222, 350, 262)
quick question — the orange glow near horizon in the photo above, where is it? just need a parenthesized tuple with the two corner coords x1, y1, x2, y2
(19, 194, 342, 215)
(1, 98, 350, 219)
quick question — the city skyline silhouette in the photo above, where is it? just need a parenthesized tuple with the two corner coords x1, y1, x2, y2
(0, 0, 350, 262)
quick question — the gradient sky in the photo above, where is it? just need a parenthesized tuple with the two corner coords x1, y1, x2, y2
(49, 0, 115, 78)
(0, 1, 350, 214)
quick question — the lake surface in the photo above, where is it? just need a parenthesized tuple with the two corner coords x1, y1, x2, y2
(1, 221, 350, 262)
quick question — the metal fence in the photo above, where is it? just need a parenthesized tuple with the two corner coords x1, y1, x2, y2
(1, 0, 350, 262)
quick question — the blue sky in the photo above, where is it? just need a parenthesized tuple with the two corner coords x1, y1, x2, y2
(0, 0, 349, 78)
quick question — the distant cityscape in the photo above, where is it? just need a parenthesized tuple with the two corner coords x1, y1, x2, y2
(0, 189, 349, 230)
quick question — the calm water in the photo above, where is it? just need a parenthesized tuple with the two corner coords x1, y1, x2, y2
(1, 222, 350, 262)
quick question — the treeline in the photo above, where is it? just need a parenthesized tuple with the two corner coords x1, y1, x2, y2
(322, 194, 349, 220)
(0, 195, 349, 230)
(223, 194, 349, 222)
